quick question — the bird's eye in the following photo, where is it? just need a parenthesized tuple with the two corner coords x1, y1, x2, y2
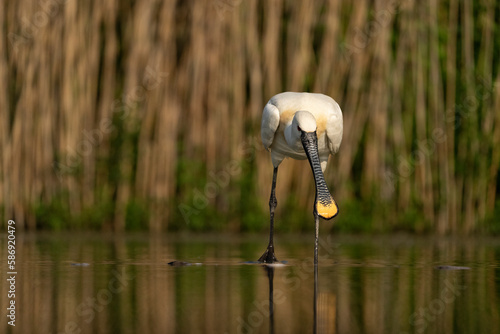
(297, 126, 302, 132)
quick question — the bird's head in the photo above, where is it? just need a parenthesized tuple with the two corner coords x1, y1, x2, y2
(286, 111, 317, 149)
(293, 110, 317, 136)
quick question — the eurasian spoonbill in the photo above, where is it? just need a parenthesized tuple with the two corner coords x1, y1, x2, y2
(258, 92, 343, 264)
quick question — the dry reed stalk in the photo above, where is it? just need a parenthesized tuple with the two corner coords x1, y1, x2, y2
(476, 0, 495, 223)
(390, 1, 413, 217)
(263, 0, 283, 95)
(414, 2, 435, 225)
(488, 76, 500, 213)
(361, 0, 391, 209)
(1, 0, 498, 232)
(445, 0, 458, 232)
(335, 0, 370, 201)
(313, 0, 342, 94)
(0, 1, 11, 224)
(429, 0, 446, 232)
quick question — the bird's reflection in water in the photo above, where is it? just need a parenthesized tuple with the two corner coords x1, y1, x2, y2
(315, 264, 337, 333)
(263, 265, 275, 334)
(263, 264, 325, 334)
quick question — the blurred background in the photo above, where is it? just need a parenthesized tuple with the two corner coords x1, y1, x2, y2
(1, 0, 499, 234)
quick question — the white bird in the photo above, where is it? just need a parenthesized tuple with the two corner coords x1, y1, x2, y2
(258, 92, 343, 264)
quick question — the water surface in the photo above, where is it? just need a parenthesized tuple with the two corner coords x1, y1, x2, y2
(2, 233, 500, 333)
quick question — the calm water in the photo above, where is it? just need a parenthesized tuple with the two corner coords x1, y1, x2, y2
(2, 233, 500, 334)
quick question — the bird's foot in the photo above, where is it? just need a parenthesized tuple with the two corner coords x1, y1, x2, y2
(258, 247, 279, 263)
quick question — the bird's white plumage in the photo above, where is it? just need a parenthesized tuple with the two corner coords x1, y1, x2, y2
(261, 103, 280, 151)
(261, 92, 343, 171)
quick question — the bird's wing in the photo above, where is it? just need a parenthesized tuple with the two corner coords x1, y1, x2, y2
(326, 101, 343, 154)
(261, 102, 280, 151)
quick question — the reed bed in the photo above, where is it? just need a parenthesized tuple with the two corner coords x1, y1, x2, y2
(1, 0, 499, 233)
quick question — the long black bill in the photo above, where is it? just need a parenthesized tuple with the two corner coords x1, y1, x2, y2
(301, 131, 339, 220)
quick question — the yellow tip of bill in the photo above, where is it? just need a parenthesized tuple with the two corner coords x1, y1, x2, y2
(316, 199, 339, 220)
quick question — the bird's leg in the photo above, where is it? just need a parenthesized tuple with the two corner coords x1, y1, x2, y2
(313, 211, 319, 332)
(258, 166, 279, 263)
(314, 211, 319, 265)
(313, 239, 319, 333)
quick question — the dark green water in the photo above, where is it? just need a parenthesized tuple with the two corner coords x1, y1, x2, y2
(2, 233, 500, 334)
